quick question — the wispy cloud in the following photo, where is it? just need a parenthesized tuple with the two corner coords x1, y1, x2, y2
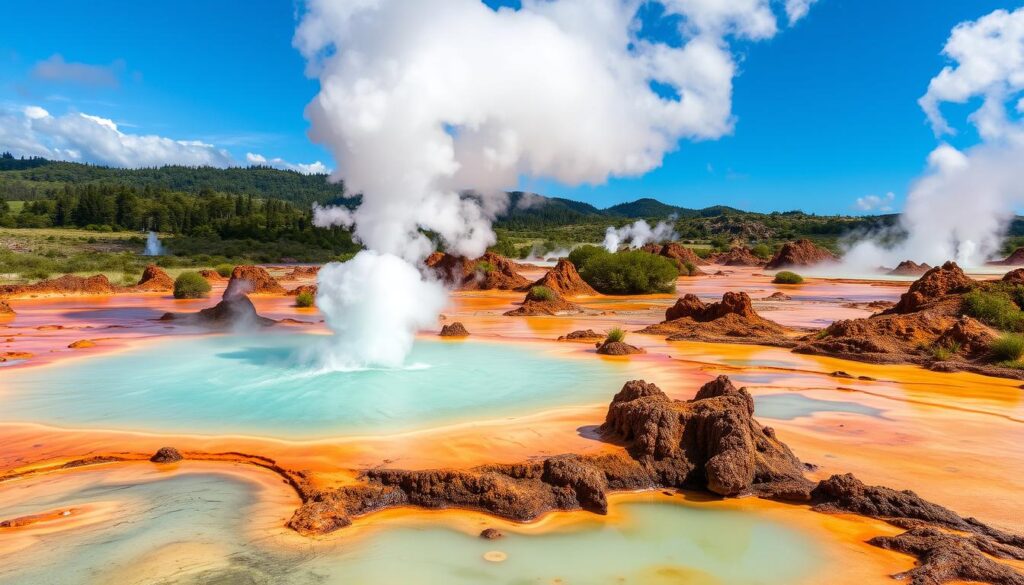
(30, 54, 124, 89)
(246, 152, 330, 175)
(854, 191, 895, 212)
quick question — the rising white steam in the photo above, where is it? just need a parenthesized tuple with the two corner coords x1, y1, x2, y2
(602, 219, 678, 252)
(296, 0, 809, 367)
(845, 7, 1024, 270)
(143, 231, 164, 256)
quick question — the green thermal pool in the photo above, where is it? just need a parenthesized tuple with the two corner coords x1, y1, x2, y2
(0, 333, 632, 439)
(0, 470, 824, 585)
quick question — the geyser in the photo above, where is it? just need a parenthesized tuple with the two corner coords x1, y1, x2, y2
(603, 219, 678, 252)
(297, 0, 813, 368)
(143, 231, 164, 256)
(844, 7, 1024, 270)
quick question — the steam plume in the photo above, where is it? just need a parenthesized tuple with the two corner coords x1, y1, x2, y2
(603, 219, 678, 252)
(845, 7, 1024, 270)
(296, 0, 810, 368)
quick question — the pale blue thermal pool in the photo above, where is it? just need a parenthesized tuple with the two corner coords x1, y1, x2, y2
(0, 469, 825, 585)
(0, 333, 633, 439)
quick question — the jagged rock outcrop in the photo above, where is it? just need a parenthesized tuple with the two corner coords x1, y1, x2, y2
(439, 322, 470, 337)
(160, 294, 274, 328)
(0, 274, 117, 298)
(286, 376, 811, 536)
(135, 264, 174, 292)
(427, 252, 531, 291)
(890, 261, 973, 314)
(710, 246, 766, 267)
(531, 259, 597, 296)
(764, 239, 837, 269)
(150, 447, 183, 463)
(639, 292, 792, 346)
(641, 242, 708, 269)
(595, 340, 645, 355)
(224, 265, 285, 296)
(888, 260, 932, 276)
(504, 286, 582, 316)
(868, 528, 1024, 585)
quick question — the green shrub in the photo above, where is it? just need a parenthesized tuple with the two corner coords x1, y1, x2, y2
(931, 341, 960, 361)
(567, 245, 607, 271)
(21, 268, 51, 281)
(752, 243, 772, 259)
(578, 250, 678, 294)
(215, 263, 235, 278)
(991, 333, 1024, 362)
(529, 285, 555, 301)
(962, 289, 1024, 331)
(173, 271, 211, 299)
(475, 261, 495, 274)
(773, 271, 804, 284)
(295, 291, 315, 308)
(682, 261, 698, 277)
(606, 327, 626, 343)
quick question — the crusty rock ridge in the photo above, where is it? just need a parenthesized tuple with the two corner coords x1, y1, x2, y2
(224, 265, 285, 296)
(531, 259, 597, 296)
(639, 292, 792, 346)
(764, 239, 837, 269)
(427, 252, 530, 291)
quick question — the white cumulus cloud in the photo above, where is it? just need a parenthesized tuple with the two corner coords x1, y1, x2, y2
(784, 0, 818, 24)
(246, 152, 331, 175)
(854, 191, 895, 212)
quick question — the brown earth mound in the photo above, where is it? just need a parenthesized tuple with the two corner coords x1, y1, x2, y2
(764, 239, 838, 269)
(887, 260, 932, 276)
(763, 292, 791, 301)
(639, 292, 792, 346)
(641, 242, 708, 269)
(287, 284, 317, 297)
(531, 259, 597, 296)
(150, 447, 183, 463)
(198, 269, 225, 282)
(1004, 269, 1024, 284)
(0, 300, 13, 316)
(160, 294, 275, 328)
(283, 266, 320, 279)
(135, 264, 174, 292)
(994, 247, 1024, 266)
(0, 274, 117, 298)
(439, 322, 470, 337)
(428, 252, 531, 291)
(595, 340, 645, 355)
(224, 265, 285, 297)
(711, 246, 766, 267)
(558, 329, 605, 341)
(504, 287, 582, 316)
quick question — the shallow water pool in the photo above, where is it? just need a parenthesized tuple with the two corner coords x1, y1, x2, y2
(0, 470, 824, 585)
(0, 333, 632, 439)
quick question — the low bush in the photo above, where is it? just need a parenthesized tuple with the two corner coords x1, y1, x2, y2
(577, 249, 678, 294)
(991, 333, 1024, 363)
(529, 285, 555, 301)
(606, 327, 626, 343)
(295, 291, 315, 308)
(215, 263, 235, 278)
(962, 289, 1024, 332)
(681, 261, 699, 277)
(173, 271, 211, 299)
(567, 245, 607, 271)
(752, 243, 772, 259)
(773, 271, 804, 284)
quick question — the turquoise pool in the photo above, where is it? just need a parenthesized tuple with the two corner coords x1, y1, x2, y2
(0, 333, 632, 439)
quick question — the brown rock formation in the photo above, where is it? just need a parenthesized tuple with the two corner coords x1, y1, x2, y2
(503, 286, 582, 316)
(287, 284, 318, 297)
(995, 247, 1024, 266)
(135, 264, 174, 292)
(283, 265, 320, 279)
(0, 274, 116, 298)
(868, 528, 1024, 585)
(439, 322, 470, 337)
(642, 242, 708, 269)
(428, 252, 530, 291)
(479, 528, 504, 540)
(160, 294, 275, 328)
(711, 246, 766, 267)
(595, 340, 645, 355)
(763, 292, 791, 301)
(888, 260, 932, 276)
(764, 239, 837, 269)
(558, 329, 605, 341)
(531, 259, 597, 296)
(198, 269, 225, 282)
(1004, 268, 1024, 284)
(890, 261, 973, 314)
(150, 447, 183, 463)
(0, 300, 13, 316)
(224, 265, 285, 297)
(639, 292, 792, 346)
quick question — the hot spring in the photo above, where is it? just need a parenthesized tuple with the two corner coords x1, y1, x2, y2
(0, 468, 825, 585)
(0, 332, 634, 439)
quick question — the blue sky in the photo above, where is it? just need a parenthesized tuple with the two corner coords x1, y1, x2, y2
(0, 0, 1015, 213)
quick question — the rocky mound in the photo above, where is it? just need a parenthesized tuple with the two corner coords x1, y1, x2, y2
(135, 264, 174, 292)
(160, 294, 274, 328)
(639, 292, 792, 346)
(287, 376, 811, 535)
(224, 265, 285, 296)
(763, 291, 791, 301)
(595, 340, 645, 355)
(641, 242, 708, 269)
(794, 262, 1016, 375)
(531, 259, 597, 296)
(504, 287, 582, 316)
(0, 300, 13, 316)
(439, 322, 470, 337)
(558, 329, 605, 341)
(1003, 269, 1024, 284)
(710, 246, 766, 267)
(764, 239, 837, 269)
(198, 269, 225, 282)
(994, 247, 1024, 266)
(150, 447, 183, 463)
(283, 265, 320, 279)
(0, 274, 117, 298)
(887, 260, 932, 276)
(287, 284, 317, 297)
(427, 252, 531, 291)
